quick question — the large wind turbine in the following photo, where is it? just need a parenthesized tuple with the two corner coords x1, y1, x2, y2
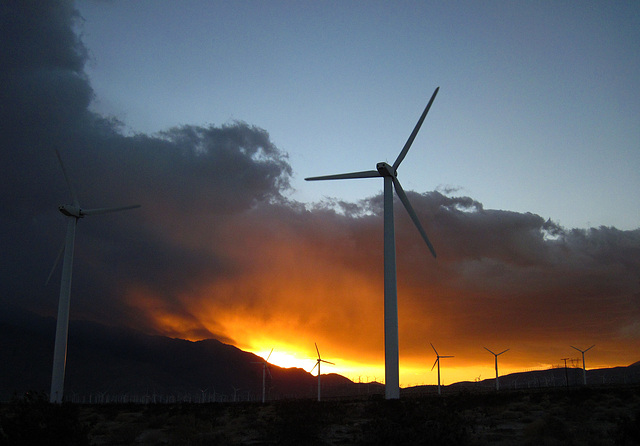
(49, 149, 140, 404)
(252, 348, 274, 403)
(306, 87, 440, 399)
(430, 343, 453, 395)
(484, 347, 509, 391)
(310, 343, 334, 402)
(570, 344, 595, 386)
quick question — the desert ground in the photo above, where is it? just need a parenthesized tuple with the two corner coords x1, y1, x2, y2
(1, 385, 639, 445)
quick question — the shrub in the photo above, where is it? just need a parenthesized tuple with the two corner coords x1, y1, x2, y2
(0, 392, 89, 446)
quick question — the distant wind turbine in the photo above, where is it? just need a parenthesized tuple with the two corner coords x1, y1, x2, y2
(310, 343, 334, 402)
(199, 388, 208, 403)
(484, 347, 509, 391)
(252, 348, 273, 403)
(430, 343, 453, 395)
(48, 149, 140, 404)
(231, 385, 240, 402)
(306, 87, 440, 399)
(570, 344, 595, 386)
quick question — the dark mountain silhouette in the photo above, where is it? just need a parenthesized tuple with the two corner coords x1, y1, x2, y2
(404, 362, 640, 396)
(448, 363, 640, 391)
(1, 306, 637, 402)
(0, 307, 356, 402)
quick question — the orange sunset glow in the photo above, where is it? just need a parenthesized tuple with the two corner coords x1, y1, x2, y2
(122, 200, 639, 387)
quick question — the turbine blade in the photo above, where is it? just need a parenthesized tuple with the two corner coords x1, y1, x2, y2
(484, 347, 496, 355)
(430, 343, 438, 355)
(321, 360, 335, 365)
(310, 361, 318, 374)
(81, 204, 141, 216)
(267, 366, 272, 379)
(431, 358, 438, 371)
(585, 345, 595, 352)
(393, 177, 437, 258)
(570, 345, 581, 352)
(315, 342, 320, 359)
(497, 349, 510, 356)
(305, 170, 379, 181)
(393, 87, 439, 170)
(55, 149, 79, 207)
(45, 242, 65, 286)
(266, 348, 274, 362)
(441, 355, 454, 358)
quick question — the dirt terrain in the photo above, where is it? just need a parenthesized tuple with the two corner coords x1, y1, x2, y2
(1, 385, 639, 445)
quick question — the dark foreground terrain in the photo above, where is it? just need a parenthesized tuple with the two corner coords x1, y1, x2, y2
(1, 385, 639, 445)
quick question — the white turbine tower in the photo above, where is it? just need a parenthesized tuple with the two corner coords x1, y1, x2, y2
(430, 343, 453, 395)
(571, 344, 595, 386)
(49, 149, 140, 404)
(484, 347, 509, 391)
(252, 348, 274, 403)
(306, 87, 440, 399)
(310, 343, 334, 402)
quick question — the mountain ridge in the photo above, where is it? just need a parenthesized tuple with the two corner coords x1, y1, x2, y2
(1, 307, 638, 402)
(0, 307, 354, 402)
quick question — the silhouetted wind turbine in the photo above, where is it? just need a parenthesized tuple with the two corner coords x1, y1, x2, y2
(199, 388, 208, 403)
(310, 343, 334, 402)
(306, 87, 440, 399)
(430, 343, 453, 395)
(252, 348, 273, 403)
(570, 344, 595, 386)
(49, 149, 140, 404)
(484, 347, 509, 391)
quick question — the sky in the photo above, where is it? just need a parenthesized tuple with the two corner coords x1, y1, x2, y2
(1, 1, 639, 387)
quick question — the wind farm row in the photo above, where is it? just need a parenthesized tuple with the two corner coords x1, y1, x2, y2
(253, 342, 599, 403)
(5, 303, 631, 405)
(43, 340, 629, 406)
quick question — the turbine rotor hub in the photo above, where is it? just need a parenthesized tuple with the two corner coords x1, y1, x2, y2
(58, 205, 83, 218)
(376, 162, 396, 177)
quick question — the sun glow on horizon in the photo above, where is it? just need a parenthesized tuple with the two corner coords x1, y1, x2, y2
(252, 348, 313, 371)
(248, 344, 386, 382)
(126, 282, 637, 389)
(241, 350, 577, 387)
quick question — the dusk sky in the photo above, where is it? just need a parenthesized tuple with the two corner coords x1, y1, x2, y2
(1, 1, 639, 387)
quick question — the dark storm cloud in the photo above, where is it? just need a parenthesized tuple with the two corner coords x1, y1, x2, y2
(0, 1, 292, 336)
(128, 123, 291, 211)
(1, 1, 92, 208)
(385, 191, 640, 361)
(0, 1, 89, 115)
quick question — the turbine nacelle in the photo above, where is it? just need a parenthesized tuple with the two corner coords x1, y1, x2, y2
(58, 205, 83, 218)
(376, 162, 396, 177)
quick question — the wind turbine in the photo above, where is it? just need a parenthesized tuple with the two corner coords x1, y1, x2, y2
(570, 344, 595, 386)
(306, 87, 440, 399)
(252, 348, 273, 403)
(231, 385, 240, 402)
(430, 343, 453, 395)
(49, 149, 140, 403)
(199, 388, 208, 403)
(310, 343, 334, 402)
(484, 347, 509, 391)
